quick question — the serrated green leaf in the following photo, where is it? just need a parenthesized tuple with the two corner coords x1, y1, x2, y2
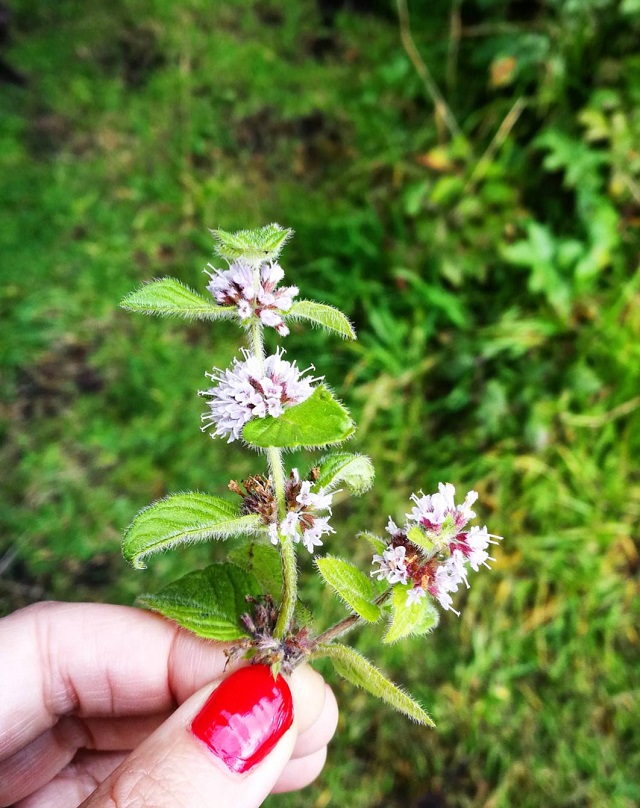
(315, 644, 434, 726)
(137, 562, 261, 641)
(120, 278, 235, 321)
(243, 386, 354, 449)
(316, 556, 381, 622)
(358, 531, 388, 554)
(228, 541, 314, 626)
(228, 541, 284, 595)
(286, 300, 356, 340)
(211, 223, 293, 262)
(123, 493, 263, 569)
(383, 585, 440, 644)
(315, 453, 374, 495)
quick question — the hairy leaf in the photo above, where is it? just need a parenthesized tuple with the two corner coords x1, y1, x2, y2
(315, 644, 434, 726)
(120, 278, 235, 320)
(286, 300, 356, 340)
(228, 541, 313, 626)
(137, 562, 261, 641)
(384, 585, 440, 644)
(358, 531, 387, 555)
(315, 452, 374, 495)
(228, 541, 284, 595)
(406, 525, 436, 554)
(243, 386, 354, 449)
(316, 556, 381, 623)
(123, 493, 263, 569)
(211, 224, 293, 262)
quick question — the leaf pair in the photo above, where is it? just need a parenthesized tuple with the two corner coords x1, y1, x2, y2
(120, 279, 355, 339)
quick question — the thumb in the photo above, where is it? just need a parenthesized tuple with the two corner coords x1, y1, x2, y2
(82, 664, 323, 808)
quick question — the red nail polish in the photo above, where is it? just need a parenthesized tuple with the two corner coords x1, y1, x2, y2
(190, 665, 294, 774)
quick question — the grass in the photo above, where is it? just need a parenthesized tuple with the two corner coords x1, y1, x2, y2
(1, 1, 639, 806)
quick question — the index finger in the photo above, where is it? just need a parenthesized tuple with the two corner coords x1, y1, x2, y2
(0, 601, 230, 761)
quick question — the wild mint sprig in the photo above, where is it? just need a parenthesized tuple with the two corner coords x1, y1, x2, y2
(119, 224, 502, 727)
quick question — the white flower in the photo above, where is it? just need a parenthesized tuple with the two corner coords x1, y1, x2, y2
(296, 480, 334, 513)
(386, 517, 400, 536)
(407, 482, 478, 535)
(275, 511, 334, 553)
(432, 550, 468, 614)
(406, 586, 426, 606)
(268, 523, 280, 546)
(269, 470, 335, 554)
(280, 511, 300, 541)
(371, 545, 409, 585)
(205, 259, 298, 335)
(465, 525, 499, 571)
(200, 349, 317, 442)
(206, 259, 255, 303)
(300, 516, 334, 553)
(460, 489, 478, 522)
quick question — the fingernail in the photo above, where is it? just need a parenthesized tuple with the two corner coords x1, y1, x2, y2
(190, 665, 294, 774)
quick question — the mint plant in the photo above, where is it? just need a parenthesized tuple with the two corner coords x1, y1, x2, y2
(120, 224, 501, 727)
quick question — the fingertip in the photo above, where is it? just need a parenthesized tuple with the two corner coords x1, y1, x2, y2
(271, 746, 328, 794)
(292, 683, 339, 759)
(287, 664, 328, 737)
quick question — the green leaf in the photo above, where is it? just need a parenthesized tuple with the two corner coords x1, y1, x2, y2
(315, 453, 374, 495)
(211, 223, 293, 262)
(315, 556, 381, 623)
(137, 562, 261, 641)
(228, 541, 284, 595)
(228, 541, 313, 626)
(120, 279, 235, 321)
(358, 531, 387, 554)
(123, 493, 263, 569)
(315, 644, 434, 726)
(286, 300, 356, 340)
(407, 525, 436, 553)
(243, 386, 354, 449)
(383, 585, 440, 644)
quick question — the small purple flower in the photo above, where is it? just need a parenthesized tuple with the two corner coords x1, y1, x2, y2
(371, 545, 409, 585)
(206, 259, 298, 336)
(407, 483, 478, 533)
(200, 349, 317, 442)
(268, 468, 335, 554)
(371, 483, 501, 616)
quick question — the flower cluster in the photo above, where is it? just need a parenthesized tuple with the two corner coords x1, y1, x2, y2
(200, 349, 317, 442)
(206, 259, 298, 336)
(269, 469, 335, 553)
(371, 483, 500, 614)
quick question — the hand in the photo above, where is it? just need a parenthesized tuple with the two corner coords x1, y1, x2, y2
(0, 602, 339, 807)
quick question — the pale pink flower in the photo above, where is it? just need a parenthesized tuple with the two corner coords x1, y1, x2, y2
(205, 259, 298, 335)
(200, 349, 316, 442)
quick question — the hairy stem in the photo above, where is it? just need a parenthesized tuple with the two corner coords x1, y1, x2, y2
(269, 443, 296, 639)
(247, 265, 297, 639)
(312, 589, 392, 647)
(274, 533, 297, 638)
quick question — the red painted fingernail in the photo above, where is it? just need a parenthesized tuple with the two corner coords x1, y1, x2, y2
(190, 665, 294, 774)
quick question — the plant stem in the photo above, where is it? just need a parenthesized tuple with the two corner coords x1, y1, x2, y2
(269, 443, 296, 639)
(313, 589, 392, 647)
(247, 264, 297, 640)
(250, 318, 265, 371)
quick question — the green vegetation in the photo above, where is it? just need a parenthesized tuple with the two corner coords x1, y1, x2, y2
(1, 1, 639, 805)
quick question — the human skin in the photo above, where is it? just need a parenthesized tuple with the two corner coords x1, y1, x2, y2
(0, 602, 339, 808)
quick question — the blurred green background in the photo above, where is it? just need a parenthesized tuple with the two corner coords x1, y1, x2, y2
(1, 0, 639, 805)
